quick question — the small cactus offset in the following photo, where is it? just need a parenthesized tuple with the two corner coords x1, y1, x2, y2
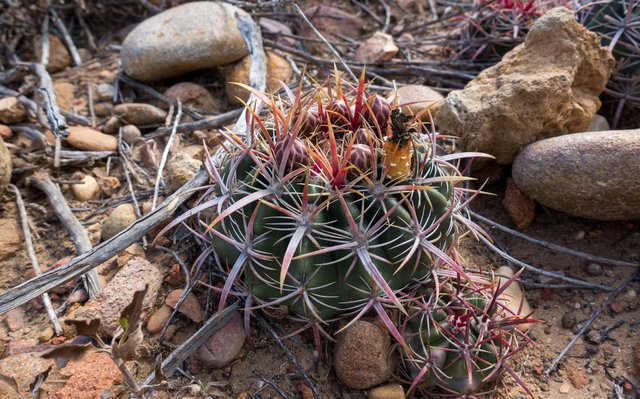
(401, 270, 535, 397)
(455, 0, 560, 61)
(161, 72, 488, 341)
(578, 0, 640, 127)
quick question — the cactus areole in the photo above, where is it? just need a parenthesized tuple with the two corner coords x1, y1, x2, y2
(163, 73, 481, 338)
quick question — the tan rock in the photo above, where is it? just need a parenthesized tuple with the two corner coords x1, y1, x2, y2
(66, 126, 117, 151)
(300, 6, 362, 47)
(0, 136, 11, 196)
(113, 103, 167, 126)
(71, 173, 100, 201)
(100, 203, 138, 240)
(226, 52, 293, 105)
(53, 81, 75, 111)
(121, 124, 142, 145)
(101, 116, 121, 134)
(355, 31, 399, 63)
(93, 102, 113, 117)
(164, 152, 201, 194)
(0, 96, 27, 124)
(164, 82, 221, 112)
(388, 85, 444, 122)
(502, 178, 535, 230)
(34, 34, 71, 73)
(146, 304, 172, 334)
(512, 129, 640, 220)
(121, 2, 249, 81)
(436, 7, 615, 164)
(369, 384, 405, 399)
(165, 289, 204, 323)
(67, 257, 162, 336)
(334, 320, 395, 389)
(495, 266, 533, 332)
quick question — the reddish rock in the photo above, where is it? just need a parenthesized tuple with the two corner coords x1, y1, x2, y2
(50, 352, 122, 399)
(0, 353, 56, 396)
(195, 311, 244, 368)
(0, 124, 12, 140)
(355, 31, 399, 63)
(565, 365, 589, 389)
(164, 82, 220, 112)
(0, 218, 23, 262)
(226, 52, 293, 105)
(4, 308, 25, 332)
(165, 289, 204, 323)
(502, 178, 535, 230)
(34, 34, 71, 72)
(146, 304, 172, 334)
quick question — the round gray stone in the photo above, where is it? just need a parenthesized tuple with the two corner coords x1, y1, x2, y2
(121, 2, 249, 82)
(512, 129, 640, 221)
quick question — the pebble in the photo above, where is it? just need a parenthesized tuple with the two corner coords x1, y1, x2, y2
(121, 2, 249, 81)
(37, 327, 54, 343)
(388, 85, 444, 122)
(355, 31, 399, 63)
(368, 384, 405, 399)
(34, 34, 71, 72)
(101, 116, 121, 134)
(93, 102, 113, 117)
(66, 257, 162, 337)
(100, 203, 138, 241)
(195, 311, 245, 369)
(333, 319, 395, 389)
(501, 178, 536, 230)
(113, 103, 167, 126)
(163, 82, 220, 112)
(4, 307, 25, 332)
(561, 312, 577, 329)
(495, 266, 533, 331)
(121, 125, 142, 145)
(0, 124, 12, 140)
(585, 330, 603, 345)
(70, 173, 100, 201)
(146, 304, 172, 334)
(512, 130, 640, 221)
(574, 230, 586, 241)
(586, 263, 603, 276)
(66, 126, 117, 151)
(67, 288, 89, 304)
(259, 17, 296, 47)
(95, 83, 114, 101)
(0, 96, 27, 124)
(0, 353, 56, 396)
(165, 289, 204, 323)
(559, 383, 571, 394)
(164, 152, 201, 194)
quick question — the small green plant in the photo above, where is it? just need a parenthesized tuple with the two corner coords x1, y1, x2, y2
(400, 270, 535, 397)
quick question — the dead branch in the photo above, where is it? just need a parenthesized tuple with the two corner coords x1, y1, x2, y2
(50, 9, 82, 66)
(8, 184, 63, 336)
(149, 108, 242, 139)
(0, 170, 209, 314)
(28, 175, 102, 298)
(152, 100, 182, 210)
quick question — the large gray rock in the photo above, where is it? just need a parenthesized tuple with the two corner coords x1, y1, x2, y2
(436, 7, 615, 164)
(512, 129, 640, 221)
(121, 2, 249, 81)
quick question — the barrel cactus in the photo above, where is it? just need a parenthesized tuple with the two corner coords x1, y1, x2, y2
(400, 271, 534, 396)
(161, 73, 487, 342)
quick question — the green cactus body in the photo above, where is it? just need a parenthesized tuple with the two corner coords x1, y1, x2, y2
(402, 276, 528, 396)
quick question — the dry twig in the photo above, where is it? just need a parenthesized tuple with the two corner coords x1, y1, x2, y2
(152, 101, 182, 210)
(28, 174, 102, 298)
(8, 184, 63, 335)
